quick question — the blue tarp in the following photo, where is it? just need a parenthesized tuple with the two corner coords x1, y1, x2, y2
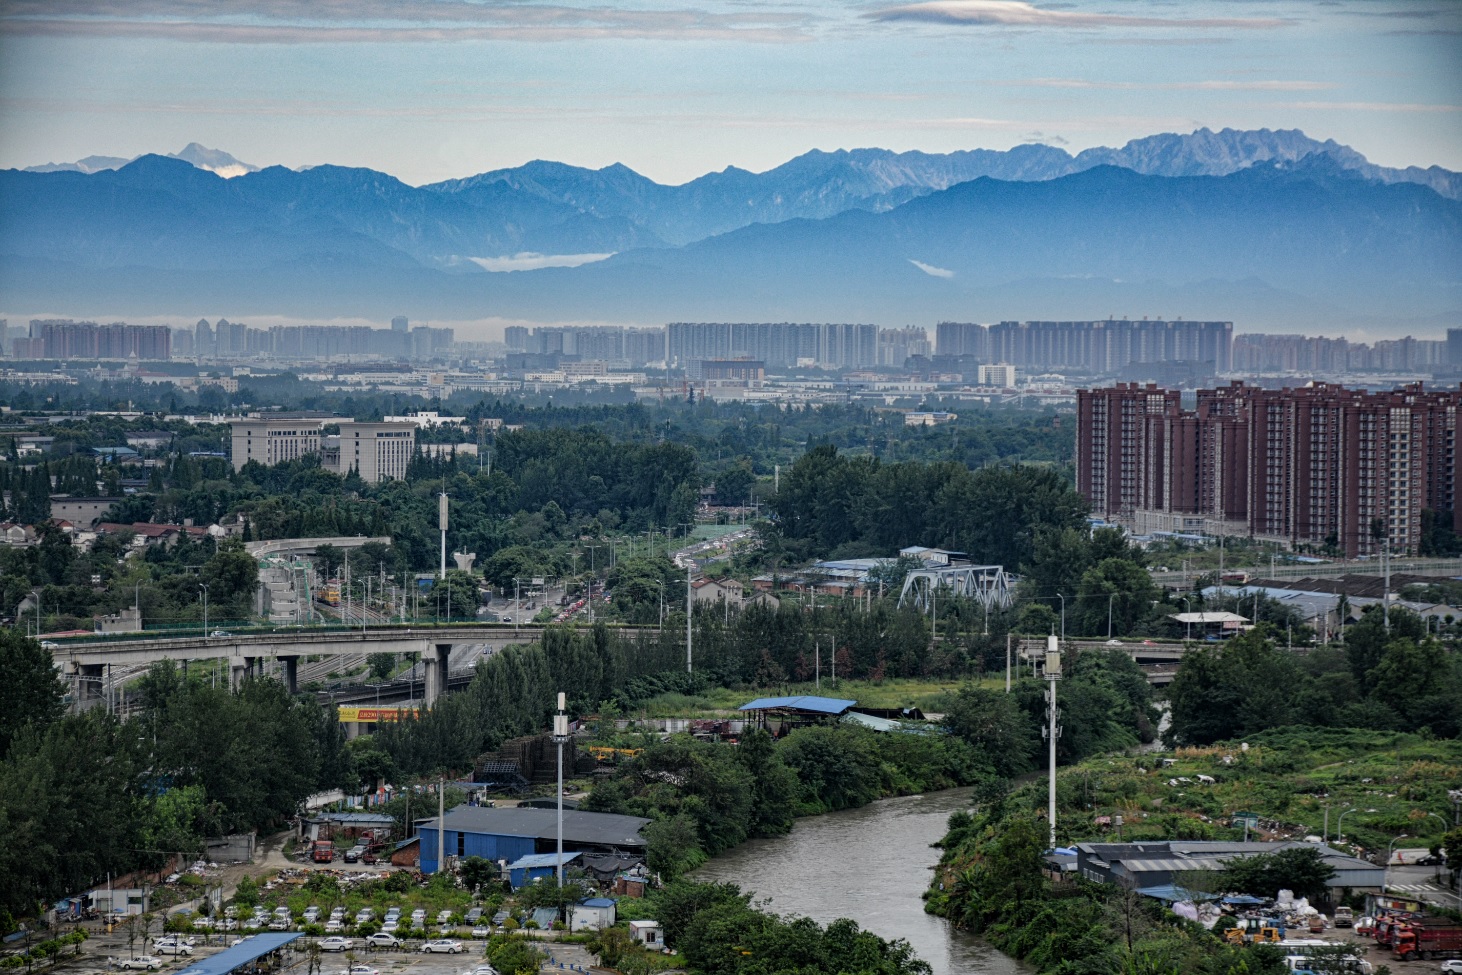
(738, 696, 857, 715)
(1137, 884, 1218, 903)
(173, 933, 302, 975)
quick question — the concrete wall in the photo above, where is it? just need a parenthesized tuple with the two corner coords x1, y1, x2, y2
(204, 832, 256, 863)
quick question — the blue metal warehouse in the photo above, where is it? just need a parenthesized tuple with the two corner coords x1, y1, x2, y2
(418, 806, 649, 874)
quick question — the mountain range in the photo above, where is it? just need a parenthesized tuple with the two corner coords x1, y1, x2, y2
(2, 128, 1459, 330)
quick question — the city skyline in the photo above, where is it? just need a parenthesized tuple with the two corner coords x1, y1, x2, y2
(1, 1, 1459, 185)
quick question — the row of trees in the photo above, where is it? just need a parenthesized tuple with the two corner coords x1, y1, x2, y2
(0, 632, 353, 923)
(1167, 606, 1462, 744)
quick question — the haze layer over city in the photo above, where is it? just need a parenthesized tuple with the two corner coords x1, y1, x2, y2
(1, 4, 1460, 975)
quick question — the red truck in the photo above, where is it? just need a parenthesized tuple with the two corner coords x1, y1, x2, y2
(1392, 918, 1462, 961)
(312, 840, 335, 863)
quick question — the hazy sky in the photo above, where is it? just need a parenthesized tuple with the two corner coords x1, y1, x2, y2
(1, 0, 1459, 185)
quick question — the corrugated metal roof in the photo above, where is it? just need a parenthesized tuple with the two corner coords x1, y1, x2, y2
(420, 807, 648, 847)
(738, 696, 857, 715)
(506, 852, 581, 870)
(1119, 858, 1224, 873)
(172, 933, 302, 975)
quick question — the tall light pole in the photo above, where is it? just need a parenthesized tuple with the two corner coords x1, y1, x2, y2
(686, 561, 694, 673)
(552, 692, 569, 889)
(1385, 834, 1409, 891)
(1056, 593, 1065, 642)
(1107, 592, 1117, 639)
(199, 584, 209, 639)
(438, 490, 449, 581)
(1042, 634, 1062, 849)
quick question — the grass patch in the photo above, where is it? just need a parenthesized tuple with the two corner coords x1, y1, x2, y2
(628, 677, 1003, 718)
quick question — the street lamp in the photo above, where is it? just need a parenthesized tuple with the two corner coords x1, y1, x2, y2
(1385, 834, 1409, 891)
(1107, 592, 1117, 639)
(199, 584, 209, 639)
(1056, 593, 1065, 642)
(1180, 596, 1193, 641)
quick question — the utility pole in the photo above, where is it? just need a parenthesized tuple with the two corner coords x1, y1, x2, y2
(686, 561, 694, 673)
(436, 776, 445, 876)
(200, 584, 208, 639)
(1042, 634, 1062, 850)
(1006, 633, 1012, 692)
(552, 692, 569, 889)
(438, 490, 449, 581)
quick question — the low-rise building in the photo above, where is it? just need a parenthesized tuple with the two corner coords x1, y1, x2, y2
(569, 898, 617, 933)
(1074, 840, 1383, 898)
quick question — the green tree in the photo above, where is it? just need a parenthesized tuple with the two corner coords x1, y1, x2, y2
(941, 685, 1037, 779)
(366, 653, 396, 682)
(427, 571, 479, 619)
(0, 630, 66, 758)
(458, 856, 498, 893)
(1219, 847, 1336, 902)
(1166, 630, 1306, 746)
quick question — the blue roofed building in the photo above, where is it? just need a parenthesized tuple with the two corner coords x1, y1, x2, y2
(417, 806, 649, 875)
(505, 852, 581, 889)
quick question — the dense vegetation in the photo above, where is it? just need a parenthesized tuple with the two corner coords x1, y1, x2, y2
(1167, 608, 1462, 745)
(0, 630, 349, 926)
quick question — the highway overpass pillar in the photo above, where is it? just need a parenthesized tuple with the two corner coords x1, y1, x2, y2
(78, 663, 104, 702)
(280, 656, 299, 695)
(229, 660, 247, 690)
(424, 643, 451, 707)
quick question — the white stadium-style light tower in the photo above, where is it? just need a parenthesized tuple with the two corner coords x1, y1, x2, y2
(438, 490, 449, 582)
(553, 692, 570, 888)
(1042, 633, 1063, 850)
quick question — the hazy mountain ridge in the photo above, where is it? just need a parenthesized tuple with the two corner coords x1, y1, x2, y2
(2, 153, 1457, 330)
(25, 143, 259, 178)
(423, 128, 1462, 245)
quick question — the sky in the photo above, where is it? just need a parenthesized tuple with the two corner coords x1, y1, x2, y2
(0, 0, 1459, 186)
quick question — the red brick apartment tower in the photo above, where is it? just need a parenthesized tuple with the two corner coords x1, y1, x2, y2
(1078, 381, 1462, 557)
(1075, 383, 1182, 521)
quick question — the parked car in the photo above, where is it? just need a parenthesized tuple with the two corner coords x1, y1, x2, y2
(1439, 960, 1462, 974)
(210, 630, 231, 638)
(470, 927, 489, 940)
(1417, 853, 1445, 866)
(339, 967, 377, 975)
(463, 908, 483, 924)
(324, 922, 344, 934)
(364, 934, 401, 949)
(421, 940, 463, 954)
(153, 943, 192, 956)
(436, 911, 452, 924)
(118, 957, 162, 970)
(269, 919, 291, 931)
(380, 921, 399, 934)
(318, 937, 353, 952)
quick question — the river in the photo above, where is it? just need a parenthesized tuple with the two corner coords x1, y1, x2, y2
(693, 788, 1030, 975)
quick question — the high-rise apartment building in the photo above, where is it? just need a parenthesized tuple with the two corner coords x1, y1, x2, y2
(28, 320, 171, 360)
(667, 322, 878, 371)
(936, 320, 1232, 375)
(1076, 381, 1462, 557)
(392, 316, 409, 333)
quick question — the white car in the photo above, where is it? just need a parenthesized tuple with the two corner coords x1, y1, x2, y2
(269, 919, 291, 931)
(1440, 962, 1462, 974)
(364, 934, 401, 949)
(436, 911, 452, 924)
(318, 937, 353, 952)
(472, 966, 499, 975)
(420, 940, 463, 954)
(379, 921, 399, 933)
(470, 926, 489, 939)
(339, 967, 377, 975)
(153, 944, 192, 956)
(118, 957, 162, 970)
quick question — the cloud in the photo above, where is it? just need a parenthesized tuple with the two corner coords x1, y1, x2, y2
(1280, 100, 1462, 113)
(0, 0, 815, 43)
(996, 77, 1335, 92)
(470, 253, 616, 272)
(909, 259, 954, 278)
(869, 0, 1287, 29)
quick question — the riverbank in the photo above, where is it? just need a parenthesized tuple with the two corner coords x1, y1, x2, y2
(693, 787, 1029, 975)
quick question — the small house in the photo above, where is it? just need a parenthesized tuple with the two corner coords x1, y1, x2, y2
(506, 852, 580, 889)
(569, 897, 616, 933)
(389, 836, 420, 868)
(629, 920, 662, 948)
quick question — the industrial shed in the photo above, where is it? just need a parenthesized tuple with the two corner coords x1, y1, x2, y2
(417, 806, 649, 874)
(738, 695, 856, 732)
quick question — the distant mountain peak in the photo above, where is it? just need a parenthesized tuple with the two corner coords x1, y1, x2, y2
(23, 143, 257, 177)
(169, 143, 257, 178)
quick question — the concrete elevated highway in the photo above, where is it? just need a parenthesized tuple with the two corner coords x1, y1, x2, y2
(52, 624, 657, 708)
(1149, 556, 1462, 588)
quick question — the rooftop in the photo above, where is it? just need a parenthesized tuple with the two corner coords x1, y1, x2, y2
(739, 695, 857, 716)
(172, 933, 302, 975)
(422, 807, 650, 848)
